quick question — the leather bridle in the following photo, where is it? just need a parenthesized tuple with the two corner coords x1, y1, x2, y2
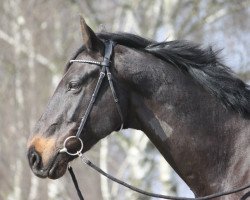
(59, 40, 123, 156)
(59, 40, 250, 200)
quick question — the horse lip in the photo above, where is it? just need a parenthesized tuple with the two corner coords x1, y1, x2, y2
(32, 167, 49, 178)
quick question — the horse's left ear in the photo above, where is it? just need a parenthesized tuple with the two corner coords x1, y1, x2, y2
(80, 16, 104, 53)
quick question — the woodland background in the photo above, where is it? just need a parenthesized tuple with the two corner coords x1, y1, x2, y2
(0, 0, 250, 199)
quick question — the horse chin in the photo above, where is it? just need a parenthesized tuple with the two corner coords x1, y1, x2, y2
(48, 161, 68, 179)
(47, 154, 74, 179)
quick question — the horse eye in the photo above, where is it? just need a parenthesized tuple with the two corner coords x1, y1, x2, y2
(67, 81, 81, 92)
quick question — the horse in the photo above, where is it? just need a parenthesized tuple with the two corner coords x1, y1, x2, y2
(27, 17, 250, 199)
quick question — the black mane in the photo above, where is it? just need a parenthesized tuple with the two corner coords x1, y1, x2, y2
(70, 32, 250, 116)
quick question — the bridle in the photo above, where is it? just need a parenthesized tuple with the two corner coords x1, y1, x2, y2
(59, 40, 123, 156)
(59, 40, 250, 200)
(60, 40, 123, 156)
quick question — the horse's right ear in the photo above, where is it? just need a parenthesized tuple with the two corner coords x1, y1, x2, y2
(80, 16, 104, 53)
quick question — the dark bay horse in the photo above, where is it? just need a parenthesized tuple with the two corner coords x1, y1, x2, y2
(27, 18, 250, 199)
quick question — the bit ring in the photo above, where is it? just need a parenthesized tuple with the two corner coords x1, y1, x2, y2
(59, 136, 83, 156)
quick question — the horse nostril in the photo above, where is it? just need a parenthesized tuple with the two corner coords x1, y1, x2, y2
(28, 148, 41, 169)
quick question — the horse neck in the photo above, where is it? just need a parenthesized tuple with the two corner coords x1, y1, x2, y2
(114, 45, 250, 197)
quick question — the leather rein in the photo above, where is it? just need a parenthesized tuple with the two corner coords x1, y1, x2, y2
(59, 40, 250, 200)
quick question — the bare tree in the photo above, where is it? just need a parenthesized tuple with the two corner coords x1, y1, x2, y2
(0, 0, 249, 199)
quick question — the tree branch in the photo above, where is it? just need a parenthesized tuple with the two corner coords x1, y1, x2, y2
(0, 29, 56, 72)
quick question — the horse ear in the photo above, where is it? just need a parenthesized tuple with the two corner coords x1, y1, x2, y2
(80, 16, 104, 53)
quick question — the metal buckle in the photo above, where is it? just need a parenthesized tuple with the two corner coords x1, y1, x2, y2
(59, 136, 83, 156)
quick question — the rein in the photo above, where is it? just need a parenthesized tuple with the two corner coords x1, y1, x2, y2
(60, 40, 250, 200)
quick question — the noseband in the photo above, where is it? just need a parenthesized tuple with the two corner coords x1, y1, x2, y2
(59, 40, 250, 200)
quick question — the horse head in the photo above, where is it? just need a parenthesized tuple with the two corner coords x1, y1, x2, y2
(27, 17, 128, 179)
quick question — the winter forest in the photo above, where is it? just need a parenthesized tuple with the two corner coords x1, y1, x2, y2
(0, 0, 250, 199)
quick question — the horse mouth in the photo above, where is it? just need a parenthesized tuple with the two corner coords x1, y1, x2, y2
(28, 135, 93, 179)
(31, 153, 73, 179)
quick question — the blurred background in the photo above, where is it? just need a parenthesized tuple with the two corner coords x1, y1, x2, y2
(0, 0, 250, 199)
